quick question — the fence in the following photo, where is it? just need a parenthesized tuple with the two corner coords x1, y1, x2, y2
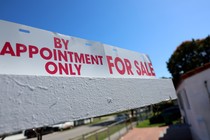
(70, 119, 134, 140)
(136, 105, 153, 122)
(70, 106, 153, 140)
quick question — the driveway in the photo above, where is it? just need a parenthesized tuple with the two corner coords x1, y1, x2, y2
(120, 124, 192, 140)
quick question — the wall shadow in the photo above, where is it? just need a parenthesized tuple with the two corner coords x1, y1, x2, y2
(159, 124, 192, 140)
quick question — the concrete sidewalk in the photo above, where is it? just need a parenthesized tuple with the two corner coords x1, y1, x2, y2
(120, 127, 167, 140)
(120, 124, 192, 140)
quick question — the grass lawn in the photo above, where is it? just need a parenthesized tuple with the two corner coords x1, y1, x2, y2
(137, 119, 165, 128)
(85, 123, 127, 140)
(89, 117, 108, 125)
(137, 119, 181, 128)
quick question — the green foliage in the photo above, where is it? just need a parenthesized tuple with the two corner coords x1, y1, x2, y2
(167, 35, 210, 86)
(152, 101, 174, 116)
(149, 115, 164, 124)
(137, 119, 165, 128)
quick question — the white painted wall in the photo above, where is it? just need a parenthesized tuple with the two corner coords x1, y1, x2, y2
(177, 68, 210, 140)
(0, 75, 176, 134)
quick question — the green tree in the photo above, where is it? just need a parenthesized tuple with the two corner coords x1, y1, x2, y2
(167, 36, 210, 87)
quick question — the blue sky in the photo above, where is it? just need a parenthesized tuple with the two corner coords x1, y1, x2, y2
(1, 0, 210, 78)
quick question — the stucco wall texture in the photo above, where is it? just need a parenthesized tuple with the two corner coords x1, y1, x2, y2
(0, 75, 176, 134)
(177, 68, 210, 140)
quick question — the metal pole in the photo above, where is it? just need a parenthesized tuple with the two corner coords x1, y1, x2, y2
(34, 128, 42, 140)
(107, 127, 110, 140)
(82, 134, 86, 140)
(1, 135, 6, 140)
(95, 132, 98, 140)
(125, 120, 128, 132)
(129, 117, 133, 130)
(118, 124, 121, 139)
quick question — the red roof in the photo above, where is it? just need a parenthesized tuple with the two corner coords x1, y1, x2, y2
(181, 62, 210, 80)
(176, 63, 210, 88)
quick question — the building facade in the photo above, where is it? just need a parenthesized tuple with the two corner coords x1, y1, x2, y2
(177, 63, 210, 140)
